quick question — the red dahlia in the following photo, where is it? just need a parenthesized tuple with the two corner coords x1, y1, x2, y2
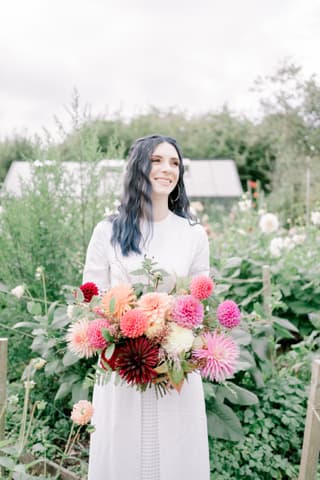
(80, 282, 99, 302)
(115, 337, 159, 385)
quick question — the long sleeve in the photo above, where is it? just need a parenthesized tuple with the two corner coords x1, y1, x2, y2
(83, 221, 111, 292)
(188, 225, 210, 277)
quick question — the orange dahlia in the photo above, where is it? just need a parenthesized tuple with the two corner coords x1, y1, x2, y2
(138, 292, 172, 338)
(101, 284, 136, 321)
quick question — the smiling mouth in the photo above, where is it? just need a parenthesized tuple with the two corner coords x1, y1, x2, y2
(154, 178, 172, 185)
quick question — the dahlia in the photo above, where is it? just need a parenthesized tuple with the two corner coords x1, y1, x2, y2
(259, 213, 279, 234)
(172, 295, 204, 328)
(79, 282, 99, 302)
(120, 309, 148, 338)
(66, 319, 96, 358)
(87, 319, 111, 349)
(163, 322, 194, 356)
(101, 284, 136, 320)
(138, 292, 172, 337)
(71, 400, 94, 425)
(193, 331, 239, 382)
(190, 275, 214, 300)
(115, 337, 159, 385)
(217, 300, 241, 328)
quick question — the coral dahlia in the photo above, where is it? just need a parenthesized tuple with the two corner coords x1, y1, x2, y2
(138, 292, 172, 337)
(172, 295, 204, 328)
(71, 400, 94, 425)
(79, 282, 99, 302)
(120, 309, 148, 338)
(101, 284, 136, 320)
(217, 300, 241, 328)
(193, 331, 239, 382)
(115, 337, 159, 385)
(190, 275, 214, 300)
(87, 319, 111, 349)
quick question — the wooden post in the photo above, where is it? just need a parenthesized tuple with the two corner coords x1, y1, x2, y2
(299, 358, 320, 480)
(0, 338, 8, 442)
(305, 156, 311, 228)
(262, 265, 271, 318)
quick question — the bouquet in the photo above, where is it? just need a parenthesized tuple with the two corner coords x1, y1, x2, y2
(66, 259, 241, 396)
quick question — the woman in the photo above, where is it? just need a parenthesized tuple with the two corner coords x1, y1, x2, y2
(83, 134, 210, 480)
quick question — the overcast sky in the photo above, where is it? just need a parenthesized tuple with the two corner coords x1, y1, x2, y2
(1, 0, 320, 138)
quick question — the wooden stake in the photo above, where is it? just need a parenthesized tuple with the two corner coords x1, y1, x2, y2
(0, 338, 8, 442)
(299, 358, 320, 480)
(262, 265, 271, 318)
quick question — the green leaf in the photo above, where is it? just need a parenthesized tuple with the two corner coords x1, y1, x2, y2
(207, 400, 244, 441)
(0, 455, 15, 469)
(72, 382, 89, 403)
(308, 312, 320, 330)
(47, 300, 60, 324)
(109, 296, 116, 314)
(27, 301, 42, 316)
(224, 257, 242, 269)
(13, 321, 39, 329)
(45, 359, 61, 376)
(62, 350, 80, 367)
(55, 382, 72, 400)
(102, 328, 114, 342)
(105, 343, 115, 359)
(170, 365, 184, 385)
(272, 316, 299, 333)
(222, 383, 259, 406)
(230, 328, 251, 345)
(251, 337, 270, 361)
(51, 307, 69, 329)
(130, 269, 146, 276)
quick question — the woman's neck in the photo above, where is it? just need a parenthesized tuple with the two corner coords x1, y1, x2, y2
(151, 196, 170, 222)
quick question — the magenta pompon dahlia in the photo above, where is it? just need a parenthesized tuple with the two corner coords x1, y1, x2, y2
(217, 300, 241, 328)
(172, 295, 204, 328)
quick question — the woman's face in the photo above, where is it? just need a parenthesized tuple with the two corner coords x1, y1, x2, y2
(149, 142, 180, 198)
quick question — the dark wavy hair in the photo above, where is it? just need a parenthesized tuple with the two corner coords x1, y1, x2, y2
(111, 134, 195, 256)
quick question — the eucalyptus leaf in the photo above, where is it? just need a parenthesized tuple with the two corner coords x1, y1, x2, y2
(105, 343, 115, 359)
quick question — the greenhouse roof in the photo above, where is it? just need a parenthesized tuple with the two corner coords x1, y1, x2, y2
(2, 159, 242, 198)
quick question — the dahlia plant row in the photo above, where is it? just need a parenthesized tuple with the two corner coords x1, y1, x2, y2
(66, 274, 241, 396)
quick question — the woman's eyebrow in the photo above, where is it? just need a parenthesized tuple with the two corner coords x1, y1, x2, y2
(151, 154, 180, 161)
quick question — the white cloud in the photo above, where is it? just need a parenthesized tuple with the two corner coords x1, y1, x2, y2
(0, 0, 320, 136)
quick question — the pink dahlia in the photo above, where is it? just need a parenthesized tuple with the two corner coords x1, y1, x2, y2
(172, 295, 204, 328)
(217, 300, 241, 328)
(190, 275, 215, 300)
(87, 319, 111, 349)
(120, 309, 148, 338)
(79, 282, 99, 302)
(71, 400, 94, 425)
(193, 331, 239, 382)
(66, 319, 97, 358)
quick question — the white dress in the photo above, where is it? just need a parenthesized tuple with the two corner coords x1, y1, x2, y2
(83, 211, 211, 480)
